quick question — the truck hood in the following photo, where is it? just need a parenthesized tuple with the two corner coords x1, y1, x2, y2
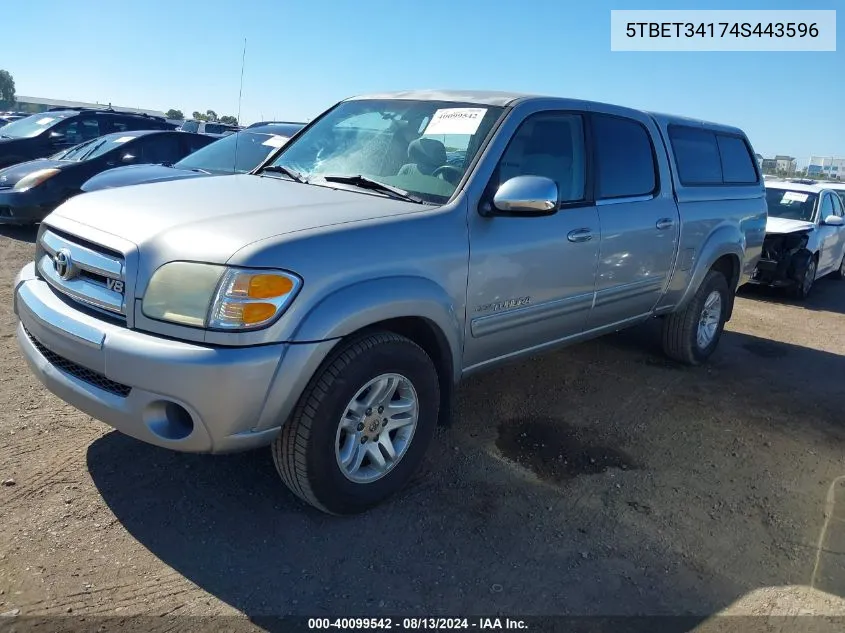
(765, 217, 816, 235)
(80, 163, 207, 193)
(49, 173, 421, 262)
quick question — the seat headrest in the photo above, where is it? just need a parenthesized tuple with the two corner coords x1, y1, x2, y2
(408, 138, 447, 173)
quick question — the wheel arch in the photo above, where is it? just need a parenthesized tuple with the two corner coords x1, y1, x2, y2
(290, 276, 463, 426)
(674, 227, 744, 320)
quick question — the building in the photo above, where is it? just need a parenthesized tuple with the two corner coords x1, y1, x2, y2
(761, 158, 778, 174)
(759, 155, 797, 176)
(9, 95, 166, 118)
(807, 156, 844, 180)
(774, 155, 796, 174)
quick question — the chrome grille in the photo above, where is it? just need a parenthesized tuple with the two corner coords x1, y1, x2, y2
(23, 326, 131, 398)
(37, 229, 126, 318)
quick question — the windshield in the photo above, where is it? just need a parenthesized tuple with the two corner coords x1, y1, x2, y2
(0, 113, 68, 139)
(766, 188, 819, 222)
(57, 133, 140, 162)
(265, 99, 504, 204)
(174, 131, 284, 174)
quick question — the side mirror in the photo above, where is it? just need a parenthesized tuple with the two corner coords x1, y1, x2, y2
(823, 215, 844, 226)
(48, 131, 66, 144)
(490, 176, 558, 216)
(121, 153, 136, 163)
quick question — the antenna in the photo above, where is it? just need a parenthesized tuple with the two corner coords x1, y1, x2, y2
(233, 37, 247, 174)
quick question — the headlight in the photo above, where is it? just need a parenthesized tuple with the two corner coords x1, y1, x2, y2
(142, 262, 301, 330)
(13, 168, 61, 192)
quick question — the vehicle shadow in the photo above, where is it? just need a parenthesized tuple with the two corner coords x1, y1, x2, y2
(86, 430, 725, 624)
(737, 277, 845, 316)
(0, 223, 37, 244)
(87, 319, 845, 622)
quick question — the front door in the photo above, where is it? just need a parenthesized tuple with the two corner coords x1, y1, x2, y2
(586, 111, 679, 329)
(463, 111, 600, 371)
(816, 193, 841, 274)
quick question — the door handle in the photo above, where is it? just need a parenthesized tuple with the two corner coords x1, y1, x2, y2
(656, 218, 674, 231)
(567, 228, 593, 243)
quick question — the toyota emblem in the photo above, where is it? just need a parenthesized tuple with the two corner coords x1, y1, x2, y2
(53, 249, 74, 280)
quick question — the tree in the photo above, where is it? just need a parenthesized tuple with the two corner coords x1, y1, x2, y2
(165, 109, 184, 120)
(205, 109, 218, 121)
(0, 69, 15, 106)
(219, 115, 238, 126)
(191, 111, 206, 121)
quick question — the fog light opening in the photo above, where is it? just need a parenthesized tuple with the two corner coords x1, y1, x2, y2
(144, 401, 195, 441)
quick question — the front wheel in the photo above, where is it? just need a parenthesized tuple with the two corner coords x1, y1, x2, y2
(791, 257, 817, 300)
(661, 270, 730, 366)
(272, 331, 440, 515)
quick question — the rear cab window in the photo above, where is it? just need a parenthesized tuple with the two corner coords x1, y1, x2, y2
(669, 124, 759, 186)
(592, 114, 658, 199)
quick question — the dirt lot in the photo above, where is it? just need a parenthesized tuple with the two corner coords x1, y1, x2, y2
(1, 224, 845, 626)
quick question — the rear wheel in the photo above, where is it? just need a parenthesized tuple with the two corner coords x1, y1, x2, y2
(661, 270, 730, 366)
(791, 256, 817, 300)
(272, 331, 440, 515)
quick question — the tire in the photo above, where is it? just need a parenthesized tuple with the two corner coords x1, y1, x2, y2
(661, 269, 731, 366)
(790, 256, 817, 300)
(272, 331, 440, 515)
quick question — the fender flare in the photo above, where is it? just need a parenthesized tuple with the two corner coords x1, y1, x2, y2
(675, 225, 745, 312)
(292, 276, 464, 384)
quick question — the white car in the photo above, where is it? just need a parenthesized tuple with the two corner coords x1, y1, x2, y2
(751, 181, 845, 298)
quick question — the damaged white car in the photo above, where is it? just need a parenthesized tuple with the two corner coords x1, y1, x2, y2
(750, 182, 845, 299)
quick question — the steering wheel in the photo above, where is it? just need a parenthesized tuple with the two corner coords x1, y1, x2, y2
(432, 165, 462, 186)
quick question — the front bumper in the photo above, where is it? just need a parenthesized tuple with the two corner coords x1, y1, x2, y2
(0, 188, 59, 224)
(13, 262, 335, 453)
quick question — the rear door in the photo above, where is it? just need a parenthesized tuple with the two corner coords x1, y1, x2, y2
(586, 109, 679, 330)
(826, 192, 845, 272)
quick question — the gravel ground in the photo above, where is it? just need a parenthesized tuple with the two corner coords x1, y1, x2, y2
(1, 224, 845, 626)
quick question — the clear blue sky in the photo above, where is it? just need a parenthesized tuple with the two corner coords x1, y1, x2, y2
(4, 0, 842, 161)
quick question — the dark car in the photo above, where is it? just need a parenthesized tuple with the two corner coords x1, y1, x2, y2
(0, 108, 176, 169)
(246, 120, 306, 129)
(81, 124, 304, 192)
(0, 130, 213, 225)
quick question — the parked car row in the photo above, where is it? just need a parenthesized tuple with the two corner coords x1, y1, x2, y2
(0, 116, 304, 223)
(11, 88, 776, 515)
(0, 111, 28, 127)
(0, 107, 176, 169)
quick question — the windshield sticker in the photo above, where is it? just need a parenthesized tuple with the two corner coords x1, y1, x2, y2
(262, 136, 287, 148)
(782, 191, 809, 203)
(35, 117, 55, 125)
(113, 136, 134, 144)
(423, 108, 488, 135)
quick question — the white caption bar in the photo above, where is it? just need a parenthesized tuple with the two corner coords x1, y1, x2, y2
(611, 10, 836, 51)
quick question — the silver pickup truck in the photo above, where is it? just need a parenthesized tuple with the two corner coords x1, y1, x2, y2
(14, 90, 766, 514)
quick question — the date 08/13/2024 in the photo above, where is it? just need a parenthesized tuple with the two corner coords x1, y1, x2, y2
(308, 618, 528, 630)
(625, 22, 819, 39)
